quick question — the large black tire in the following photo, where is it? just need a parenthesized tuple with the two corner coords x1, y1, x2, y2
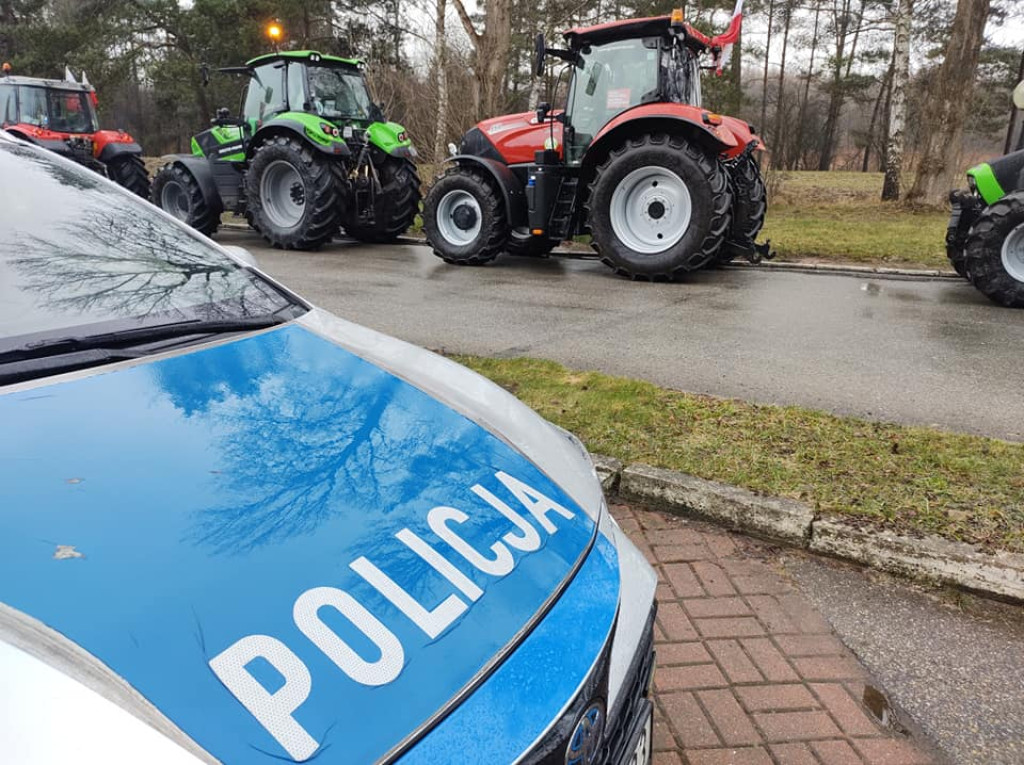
(714, 152, 766, 265)
(423, 166, 508, 265)
(946, 219, 969, 279)
(345, 158, 422, 243)
(151, 163, 221, 237)
(587, 133, 732, 280)
(107, 154, 151, 199)
(246, 135, 342, 250)
(963, 192, 1024, 308)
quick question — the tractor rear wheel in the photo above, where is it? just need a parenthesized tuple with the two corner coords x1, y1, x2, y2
(246, 135, 342, 250)
(587, 133, 731, 280)
(151, 163, 220, 237)
(345, 157, 422, 243)
(423, 167, 508, 265)
(107, 154, 151, 199)
(964, 192, 1024, 308)
(715, 152, 766, 265)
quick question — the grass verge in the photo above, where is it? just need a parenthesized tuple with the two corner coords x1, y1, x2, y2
(457, 355, 1024, 553)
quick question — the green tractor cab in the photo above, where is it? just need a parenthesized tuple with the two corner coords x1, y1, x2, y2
(152, 51, 420, 250)
(946, 80, 1024, 307)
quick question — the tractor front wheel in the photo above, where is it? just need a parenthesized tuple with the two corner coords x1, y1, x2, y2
(587, 133, 731, 280)
(246, 135, 342, 250)
(107, 154, 151, 199)
(345, 157, 422, 243)
(423, 167, 508, 265)
(964, 192, 1024, 308)
(151, 164, 221, 237)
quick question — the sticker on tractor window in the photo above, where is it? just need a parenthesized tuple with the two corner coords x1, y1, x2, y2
(606, 89, 631, 109)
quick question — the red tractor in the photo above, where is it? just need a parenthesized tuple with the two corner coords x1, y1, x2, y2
(0, 63, 150, 197)
(423, 9, 768, 280)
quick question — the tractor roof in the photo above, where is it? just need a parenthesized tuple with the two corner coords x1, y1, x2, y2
(563, 16, 672, 47)
(245, 50, 362, 68)
(0, 75, 94, 92)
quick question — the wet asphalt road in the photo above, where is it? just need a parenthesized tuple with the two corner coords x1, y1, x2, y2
(226, 231, 1024, 441)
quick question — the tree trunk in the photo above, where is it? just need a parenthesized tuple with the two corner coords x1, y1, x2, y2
(863, 49, 894, 173)
(773, 1, 793, 168)
(452, 0, 512, 119)
(817, 0, 853, 171)
(907, 0, 991, 204)
(760, 0, 775, 142)
(793, 0, 822, 170)
(432, 0, 449, 163)
(881, 0, 911, 200)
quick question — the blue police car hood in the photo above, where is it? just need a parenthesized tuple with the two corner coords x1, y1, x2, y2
(0, 313, 615, 764)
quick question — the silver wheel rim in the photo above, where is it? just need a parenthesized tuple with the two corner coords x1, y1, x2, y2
(609, 166, 692, 254)
(260, 160, 305, 230)
(161, 180, 190, 222)
(1001, 222, 1024, 284)
(436, 190, 482, 246)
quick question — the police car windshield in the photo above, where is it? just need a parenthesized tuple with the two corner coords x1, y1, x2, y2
(0, 140, 303, 358)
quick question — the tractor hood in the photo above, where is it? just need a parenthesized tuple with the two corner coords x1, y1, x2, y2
(0, 320, 605, 763)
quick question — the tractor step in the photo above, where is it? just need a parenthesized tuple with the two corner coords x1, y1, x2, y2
(548, 176, 579, 241)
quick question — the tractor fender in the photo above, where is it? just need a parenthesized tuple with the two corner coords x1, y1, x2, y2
(160, 154, 224, 215)
(94, 131, 142, 163)
(444, 154, 527, 228)
(251, 118, 352, 158)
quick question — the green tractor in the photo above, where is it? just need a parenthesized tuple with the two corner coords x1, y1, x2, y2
(151, 50, 420, 250)
(947, 80, 1024, 307)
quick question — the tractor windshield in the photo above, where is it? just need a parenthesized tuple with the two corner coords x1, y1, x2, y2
(11, 86, 97, 133)
(306, 65, 372, 121)
(565, 38, 659, 164)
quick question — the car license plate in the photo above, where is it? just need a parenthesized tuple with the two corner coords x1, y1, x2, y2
(628, 709, 652, 765)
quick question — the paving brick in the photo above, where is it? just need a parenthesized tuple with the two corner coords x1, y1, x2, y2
(660, 692, 721, 748)
(657, 641, 713, 666)
(793, 656, 866, 682)
(653, 752, 684, 765)
(745, 595, 799, 634)
(811, 683, 882, 737)
(812, 739, 865, 765)
(697, 689, 762, 746)
(653, 717, 676, 751)
(684, 597, 753, 618)
(718, 558, 767, 578)
(853, 738, 934, 764)
(654, 543, 712, 562)
(753, 711, 843, 742)
(707, 640, 763, 684)
(664, 563, 706, 598)
(695, 617, 765, 639)
(686, 747, 772, 765)
(655, 663, 728, 691)
(657, 583, 676, 602)
(692, 561, 739, 596)
(654, 619, 669, 643)
(768, 742, 818, 765)
(703, 532, 738, 558)
(736, 684, 818, 713)
(740, 638, 800, 682)
(775, 634, 846, 657)
(658, 602, 700, 641)
(776, 593, 833, 634)
(732, 574, 793, 595)
(646, 526, 707, 547)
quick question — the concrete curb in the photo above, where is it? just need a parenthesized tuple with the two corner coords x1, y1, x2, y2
(608, 458, 1024, 603)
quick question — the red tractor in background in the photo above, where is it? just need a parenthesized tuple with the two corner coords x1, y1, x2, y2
(423, 9, 769, 280)
(0, 63, 150, 197)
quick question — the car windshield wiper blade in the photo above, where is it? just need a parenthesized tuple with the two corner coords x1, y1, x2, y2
(0, 348, 148, 386)
(0, 314, 288, 365)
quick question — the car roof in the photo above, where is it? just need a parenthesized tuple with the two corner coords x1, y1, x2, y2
(0, 75, 94, 93)
(563, 16, 671, 47)
(245, 50, 362, 68)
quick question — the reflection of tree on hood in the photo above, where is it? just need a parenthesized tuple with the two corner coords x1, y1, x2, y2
(157, 330, 504, 557)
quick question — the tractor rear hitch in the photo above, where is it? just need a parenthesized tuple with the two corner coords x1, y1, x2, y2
(723, 238, 775, 264)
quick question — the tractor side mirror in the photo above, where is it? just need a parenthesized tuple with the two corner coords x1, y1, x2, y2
(536, 102, 551, 123)
(534, 33, 546, 77)
(1013, 80, 1024, 110)
(200, 64, 210, 87)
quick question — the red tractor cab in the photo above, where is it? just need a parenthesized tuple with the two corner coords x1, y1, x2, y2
(0, 65, 149, 197)
(423, 10, 769, 279)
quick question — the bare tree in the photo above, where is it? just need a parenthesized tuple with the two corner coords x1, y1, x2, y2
(452, 0, 513, 118)
(793, 0, 823, 169)
(881, 0, 911, 199)
(760, 0, 776, 141)
(432, 0, 450, 162)
(907, 0, 991, 204)
(773, 0, 795, 166)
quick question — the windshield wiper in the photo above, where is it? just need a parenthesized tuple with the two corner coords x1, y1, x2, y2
(0, 348, 148, 387)
(0, 314, 289, 366)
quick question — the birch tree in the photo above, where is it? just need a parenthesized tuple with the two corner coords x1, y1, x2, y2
(881, 0, 911, 200)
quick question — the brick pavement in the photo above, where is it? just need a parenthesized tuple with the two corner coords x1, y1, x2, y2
(609, 502, 936, 765)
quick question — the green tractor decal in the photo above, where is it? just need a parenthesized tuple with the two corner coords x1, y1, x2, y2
(152, 50, 420, 250)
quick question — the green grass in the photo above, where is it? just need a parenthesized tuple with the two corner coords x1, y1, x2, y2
(762, 171, 950, 269)
(457, 355, 1024, 553)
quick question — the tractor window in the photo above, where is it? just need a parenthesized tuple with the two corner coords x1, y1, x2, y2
(662, 44, 702, 107)
(243, 63, 286, 122)
(47, 90, 95, 133)
(0, 85, 16, 125)
(306, 66, 371, 121)
(565, 38, 658, 164)
(17, 87, 49, 128)
(286, 63, 307, 110)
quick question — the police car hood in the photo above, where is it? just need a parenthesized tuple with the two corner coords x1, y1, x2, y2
(0, 315, 611, 764)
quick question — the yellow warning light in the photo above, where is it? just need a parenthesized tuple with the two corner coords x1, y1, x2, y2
(670, 8, 684, 25)
(266, 22, 283, 42)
